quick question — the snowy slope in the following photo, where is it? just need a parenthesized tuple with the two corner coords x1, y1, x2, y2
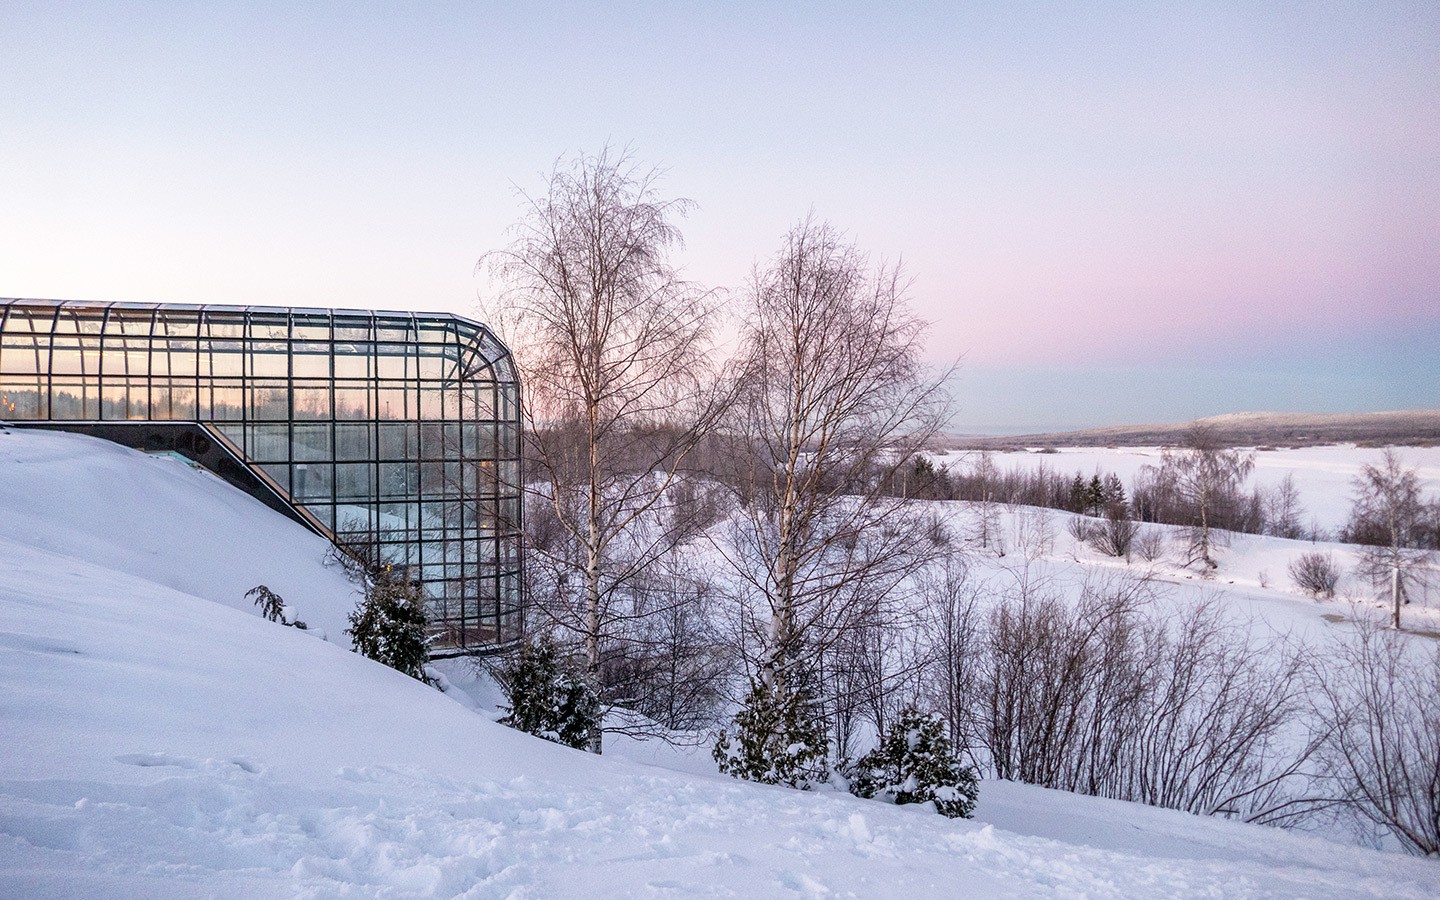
(0, 428, 361, 642)
(3, 429, 1440, 897)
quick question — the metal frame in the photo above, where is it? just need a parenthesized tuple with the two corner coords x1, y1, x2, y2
(0, 298, 522, 651)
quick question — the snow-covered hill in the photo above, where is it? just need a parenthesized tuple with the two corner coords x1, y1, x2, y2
(2, 429, 1439, 897)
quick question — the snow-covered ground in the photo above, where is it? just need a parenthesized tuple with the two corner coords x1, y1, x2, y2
(934, 444, 1440, 534)
(3, 428, 1440, 897)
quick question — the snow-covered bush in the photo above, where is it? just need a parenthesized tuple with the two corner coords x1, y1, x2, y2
(845, 708, 978, 818)
(346, 568, 432, 684)
(713, 679, 829, 789)
(1288, 552, 1340, 599)
(494, 637, 599, 750)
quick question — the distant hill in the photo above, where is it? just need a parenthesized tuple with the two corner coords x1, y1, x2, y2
(945, 410, 1440, 450)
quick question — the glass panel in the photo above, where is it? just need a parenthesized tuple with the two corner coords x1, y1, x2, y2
(333, 384, 369, 420)
(379, 502, 416, 533)
(496, 422, 518, 457)
(293, 383, 331, 420)
(293, 343, 330, 378)
(149, 381, 173, 419)
(376, 385, 410, 420)
(292, 462, 332, 502)
(419, 386, 451, 420)
(166, 340, 198, 376)
(302, 502, 336, 532)
(250, 342, 289, 378)
(249, 382, 289, 420)
(49, 380, 99, 419)
(418, 422, 445, 459)
(335, 463, 373, 502)
(249, 423, 290, 462)
(376, 345, 411, 379)
(205, 341, 245, 377)
(417, 321, 451, 345)
(335, 423, 373, 461)
(111, 311, 154, 336)
(123, 346, 150, 377)
(168, 383, 198, 419)
(334, 343, 371, 379)
(417, 345, 451, 379)
(54, 310, 104, 334)
(0, 378, 42, 418)
(147, 343, 172, 377)
(419, 461, 448, 498)
(4, 309, 46, 331)
(499, 460, 520, 492)
(249, 315, 289, 341)
(334, 319, 373, 341)
(380, 462, 418, 498)
(336, 507, 378, 538)
(293, 423, 331, 461)
(0, 336, 43, 374)
(377, 423, 417, 459)
(465, 385, 494, 420)
(376, 319, 415, 342)
(124, 379, 149, 419)
(204, 313, 245, 338)
(292, 317, 330, 341)
(207, 382, 244, 420)
(155, 312, 199, 337)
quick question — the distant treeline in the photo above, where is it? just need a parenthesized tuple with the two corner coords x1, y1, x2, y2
(885, 451, 1440, 551)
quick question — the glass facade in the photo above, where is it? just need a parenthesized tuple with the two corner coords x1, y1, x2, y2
(0, 298, 522, 650)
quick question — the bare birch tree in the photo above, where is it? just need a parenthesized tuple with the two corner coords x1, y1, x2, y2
(1162, 424, 1254, 570)
(1344, 449, 1435, 629)
(480, 147, 723, 752)
(718, 216, 953, 717)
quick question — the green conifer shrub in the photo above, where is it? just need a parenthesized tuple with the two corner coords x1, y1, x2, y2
(494, 637, 600, 750)
(713, 679, 830, 789)
(346, 568, 432, 684)
(845, 707, 978, 818)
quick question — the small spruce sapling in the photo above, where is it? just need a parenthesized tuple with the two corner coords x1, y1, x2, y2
(246, 584, 307, 629)
(845, 707, 978, 818)
(494, 638, 600, 750)
(346, 567, 432, 684)
(713, 679, 830, 790)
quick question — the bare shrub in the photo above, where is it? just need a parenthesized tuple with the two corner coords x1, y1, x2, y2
(938, 570, 1311, 822)
(1089, 504, 1139, 560)
(1288, 552, 1340, 600)
(1134, 525, 1167, 563)
(597, 558, 734, 734)
(918, 554, 979, 747)
(1011, 506, 1055, 558)
(1065, 515, 1093, 546)
(1310, 619, 1440, 856)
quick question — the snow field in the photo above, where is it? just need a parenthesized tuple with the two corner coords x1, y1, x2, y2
(3, 429, 1440, 896)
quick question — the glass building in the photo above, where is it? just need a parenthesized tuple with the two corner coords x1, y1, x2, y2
(0, 298, 522, 651)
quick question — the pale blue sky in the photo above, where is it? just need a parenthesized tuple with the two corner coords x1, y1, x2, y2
(2, 2, 1436, 432)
